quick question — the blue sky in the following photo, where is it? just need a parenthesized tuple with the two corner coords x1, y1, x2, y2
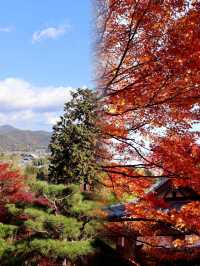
(0, 0, 92, 131)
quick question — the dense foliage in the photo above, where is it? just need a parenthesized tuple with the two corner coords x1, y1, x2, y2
(48, 88, 100, 188)
(95, 0, 200, 264)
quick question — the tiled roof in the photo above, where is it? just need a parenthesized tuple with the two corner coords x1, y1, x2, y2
(105, 178, 169, 219)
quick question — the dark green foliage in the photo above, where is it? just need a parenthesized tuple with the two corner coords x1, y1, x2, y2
(0, 180, 99, 266)
(48, 88, 100, 186)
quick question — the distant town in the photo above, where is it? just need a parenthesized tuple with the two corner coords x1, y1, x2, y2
(0, 125, 50, 178)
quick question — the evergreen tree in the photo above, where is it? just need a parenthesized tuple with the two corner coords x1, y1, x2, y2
(48, 88, 100, 188)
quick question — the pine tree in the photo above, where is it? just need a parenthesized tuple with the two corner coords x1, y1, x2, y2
(0, 164, 100, 265)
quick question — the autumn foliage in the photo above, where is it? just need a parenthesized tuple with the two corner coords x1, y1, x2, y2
(95, 0, 200, 264)
(0, 164, 49, 219)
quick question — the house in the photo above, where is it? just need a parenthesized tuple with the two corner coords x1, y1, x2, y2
(106, 178, 200, 218)
(20, 153, 38, 165)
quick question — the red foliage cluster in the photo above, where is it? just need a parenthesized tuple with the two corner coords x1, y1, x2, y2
(150, 135, 200, 192)
(0, 163, 50, 221)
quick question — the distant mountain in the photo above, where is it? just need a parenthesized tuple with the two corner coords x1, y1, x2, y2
(0, 125, 51, 152)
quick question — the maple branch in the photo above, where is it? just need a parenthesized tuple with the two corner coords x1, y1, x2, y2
(103, 169, 183, 179)
(106, 134, 188, 179)
(105, 83, 199, 116)
(104, 1, 151, 92)
(102, 71, 153, 98)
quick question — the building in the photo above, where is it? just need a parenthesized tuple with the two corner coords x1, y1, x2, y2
(105, 178, 200, 264)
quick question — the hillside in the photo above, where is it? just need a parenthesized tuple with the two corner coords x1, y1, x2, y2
(0, 125, 51, 152)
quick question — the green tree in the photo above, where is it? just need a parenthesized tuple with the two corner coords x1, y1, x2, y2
(48, 88, 100, 189)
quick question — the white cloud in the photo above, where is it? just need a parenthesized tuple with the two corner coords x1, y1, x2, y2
(0, 77, 76, 130)
(32, 24, 70, 43)
(0, 110, 36, 127)
(0, 26, 13, 33)
(0, 78, 74, 111)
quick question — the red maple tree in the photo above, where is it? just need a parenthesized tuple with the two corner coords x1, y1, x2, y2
(0, 163, 49, 220)
(95, 0, 200, 264)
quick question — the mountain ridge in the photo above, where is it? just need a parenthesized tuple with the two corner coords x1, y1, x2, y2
(0, 125, 51, 152)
